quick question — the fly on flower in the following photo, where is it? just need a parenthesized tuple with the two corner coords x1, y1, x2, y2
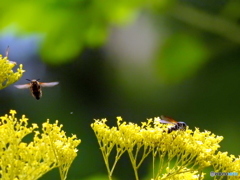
(159, 115, 187, 133)
(14, 79, 59, 100)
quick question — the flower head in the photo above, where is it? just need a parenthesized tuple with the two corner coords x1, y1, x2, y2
(91, 117, 238, 180)
(0, 52, 25, 90)
(0, 110, 81, 180)
(211, 151, 240, 174)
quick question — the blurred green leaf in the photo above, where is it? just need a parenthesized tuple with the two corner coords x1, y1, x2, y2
(0, 0, 170, 64)
(154, 33, 209, 84)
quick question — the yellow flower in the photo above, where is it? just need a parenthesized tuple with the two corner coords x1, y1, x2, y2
(211, 151, 240, 174)
(0, 110, 81, 180)
(91, 119, 124, 180)
(0, 53, 25, 90)
(91, 117, 237, 180)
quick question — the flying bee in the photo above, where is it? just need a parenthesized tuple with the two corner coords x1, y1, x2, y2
(14, 79, 59, 100)
(159, 115, 187, 133)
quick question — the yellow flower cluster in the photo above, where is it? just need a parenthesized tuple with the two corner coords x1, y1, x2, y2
(0, 110, 81, 180)
(0, 53, 25, 90)
(91, 117, 240, 180)
(211, 151, 240, 180)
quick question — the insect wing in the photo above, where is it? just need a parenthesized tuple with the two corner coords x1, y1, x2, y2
(5, 46, 17, 64)
(5, 46, 9, 58)
(14, 84, 31, 89)
(40, 82, 59, 87)
(160, 115, 178, 125)
(159, 119, 173, 124)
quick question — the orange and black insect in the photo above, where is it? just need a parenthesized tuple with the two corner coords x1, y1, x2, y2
(14, 79, 59, 100)
(159, 115, 187, 133)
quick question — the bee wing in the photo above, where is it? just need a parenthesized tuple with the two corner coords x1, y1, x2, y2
(14, 84, 31, 89)
(160, 115, 177, 124)
(159, 119, 173, 124)
(40, 82, 59, 87)
(5, 46, 9, 57)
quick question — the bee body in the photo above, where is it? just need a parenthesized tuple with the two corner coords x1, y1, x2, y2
(166, 121, 187, 133)
(15, 79, 58, 100)
(30, 80, 42, 100)
(160, 116, 187, 133)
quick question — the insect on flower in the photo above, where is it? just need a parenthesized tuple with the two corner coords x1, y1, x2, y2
(14, 79, 59, 100)
(159, 115, 187, 133)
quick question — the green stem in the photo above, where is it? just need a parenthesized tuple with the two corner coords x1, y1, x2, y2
(152, 150, 155, 179)
(98, 140, 113, 180)
(128, 150, 139, 180)
(110, 148, 126, 176)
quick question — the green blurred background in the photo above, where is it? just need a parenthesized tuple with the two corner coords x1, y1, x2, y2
(0, 0, 239, 179)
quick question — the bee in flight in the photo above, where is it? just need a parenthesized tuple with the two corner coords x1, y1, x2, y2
(159, 115, 187, 133)
(14, 79, 59, 100)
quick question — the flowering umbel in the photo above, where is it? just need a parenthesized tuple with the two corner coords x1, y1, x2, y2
(0, 52, 25, 90)
(91, 117, 240, 180)
(0, 110, 81, 180)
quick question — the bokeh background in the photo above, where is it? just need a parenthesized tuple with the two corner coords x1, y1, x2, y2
(0, 0, 239, 179)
